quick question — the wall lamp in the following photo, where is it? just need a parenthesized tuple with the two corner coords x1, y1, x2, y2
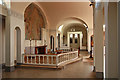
(89, 0, 95, 6)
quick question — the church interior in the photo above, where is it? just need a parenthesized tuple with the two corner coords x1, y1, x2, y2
(0, 0, 120, 79)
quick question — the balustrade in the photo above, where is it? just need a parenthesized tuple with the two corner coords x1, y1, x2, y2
(22, 51, 78, 66)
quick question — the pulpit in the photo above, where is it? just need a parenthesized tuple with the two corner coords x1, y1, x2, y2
(35, 45, 47, 54)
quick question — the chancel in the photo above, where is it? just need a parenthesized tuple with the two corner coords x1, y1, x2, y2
(0, 0, 120, 79)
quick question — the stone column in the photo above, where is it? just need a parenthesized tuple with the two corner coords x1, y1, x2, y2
(118, 2, 120, 79)
(5, 6, 15, 71)
(93, 2, 104, 78)
(105, 2, 119, 78)
(0, 15, 2, 79)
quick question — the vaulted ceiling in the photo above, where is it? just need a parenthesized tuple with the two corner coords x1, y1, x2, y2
(39, 2, 93, 29)
(11, 2, 93, 29)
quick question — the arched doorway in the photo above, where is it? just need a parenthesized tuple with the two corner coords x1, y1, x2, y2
(50, 36, 54, 52)
(14, 27, 21, 65)
(57, 17, 88, 50)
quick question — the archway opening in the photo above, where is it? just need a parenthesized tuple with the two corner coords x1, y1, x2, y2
(50, 36, 54, 52)
(14, 27, 21, 65)
(57, 17, 88, 51)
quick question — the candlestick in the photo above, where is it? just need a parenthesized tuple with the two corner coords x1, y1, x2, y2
(30, 38, 31, 54)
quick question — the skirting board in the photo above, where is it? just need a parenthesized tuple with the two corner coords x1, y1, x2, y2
(5, 66, 15, 72)
(96, 72, 103, 78)
(2, 63, 5, 69)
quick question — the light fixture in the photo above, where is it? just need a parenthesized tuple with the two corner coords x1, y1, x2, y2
(0, 0, 3, 4)
(103, 24, 105, 31)
(95, 0, 101, 2)
(83, 24, 88, 28)
(58, 25, 64, 32)
(87, 28, 88, 31)
(89, 0, 94, 6)
(71, 29, 75, 31)
(70, 34, 73, 38)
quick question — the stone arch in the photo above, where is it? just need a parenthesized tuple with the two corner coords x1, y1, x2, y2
(57, 17, 88, 31)
(56, 17, 88, 50)
(24, 3, 47, 40)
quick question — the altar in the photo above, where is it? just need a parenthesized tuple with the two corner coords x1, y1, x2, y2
(35, 45, 47, 54)
(25, 45, 47, 55)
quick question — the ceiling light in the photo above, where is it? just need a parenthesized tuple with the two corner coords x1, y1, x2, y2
(103, 24, 105, 31)
(0, 0, 3, 4)
(83, 24, 88, 28)
(58, 25, 64, 32)
(95, 0, 101, 2)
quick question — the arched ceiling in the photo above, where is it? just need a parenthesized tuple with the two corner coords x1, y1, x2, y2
(63, 23, 87, 33)
(39, 2, 93, 29)
(57, 17, 88, 32)
(11, 2, 93, 29)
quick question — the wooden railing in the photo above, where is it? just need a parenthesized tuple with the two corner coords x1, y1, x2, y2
(22, 51, 78, 67)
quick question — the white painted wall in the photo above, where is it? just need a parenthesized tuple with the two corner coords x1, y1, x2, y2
(10, 13, 25, 65)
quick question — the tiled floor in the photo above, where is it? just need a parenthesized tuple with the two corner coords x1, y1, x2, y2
(2, 51, 96, 78)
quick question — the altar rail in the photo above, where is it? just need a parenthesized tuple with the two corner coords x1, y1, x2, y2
(22, 51, 78, 66)
(61, 48, 77, 53)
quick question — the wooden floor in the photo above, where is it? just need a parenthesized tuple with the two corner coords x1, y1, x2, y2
(2, 51, 96, 78)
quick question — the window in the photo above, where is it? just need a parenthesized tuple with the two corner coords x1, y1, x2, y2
(0, 0, 3, 4)
(75, 34, 78, 38)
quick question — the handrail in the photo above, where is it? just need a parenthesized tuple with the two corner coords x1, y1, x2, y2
(22, 51, 78, 67)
